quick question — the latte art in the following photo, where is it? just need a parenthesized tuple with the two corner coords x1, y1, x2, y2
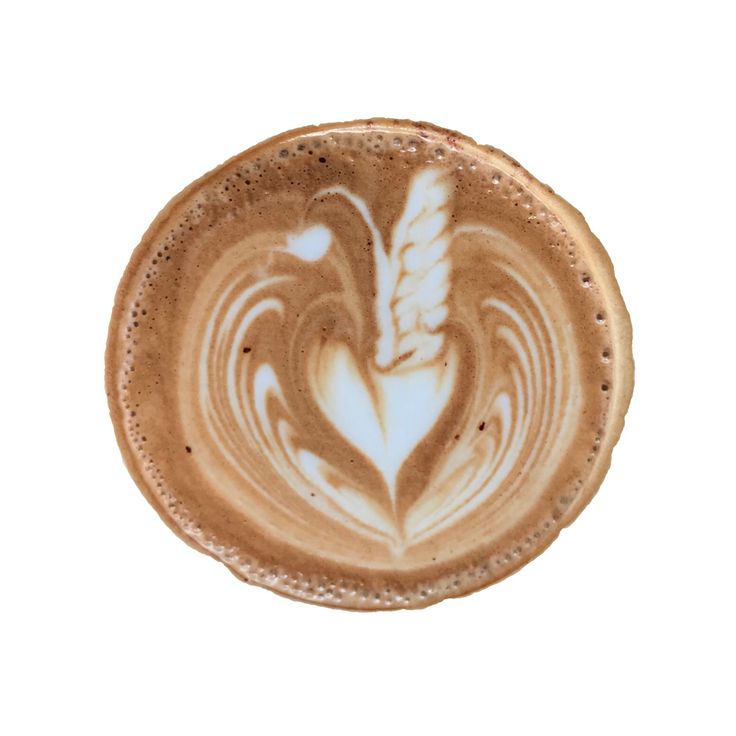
(107, 120, 633, 608)
(182, 168, 581, 562)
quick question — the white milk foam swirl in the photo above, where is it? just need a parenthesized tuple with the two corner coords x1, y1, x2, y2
(187, 168, 581, 563)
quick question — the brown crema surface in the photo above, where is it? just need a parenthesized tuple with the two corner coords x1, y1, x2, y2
(106, 119, 633, 609)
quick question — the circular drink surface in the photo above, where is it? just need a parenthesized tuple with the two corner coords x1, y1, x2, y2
(106, 119, 633, 609)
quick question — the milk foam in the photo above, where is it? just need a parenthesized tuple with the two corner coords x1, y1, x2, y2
(182, 167, 581, 559)
(107, 120, 633, 608)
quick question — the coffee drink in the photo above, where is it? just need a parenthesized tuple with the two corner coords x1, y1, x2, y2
(106, 119, 633, 609)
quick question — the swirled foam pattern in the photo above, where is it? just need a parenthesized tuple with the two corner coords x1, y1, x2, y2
(107, 120, 633, 608)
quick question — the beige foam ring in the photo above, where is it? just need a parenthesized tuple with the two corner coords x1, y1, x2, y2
(106, 119, 634, 610)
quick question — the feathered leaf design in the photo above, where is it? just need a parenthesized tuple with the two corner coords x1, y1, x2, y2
(285, 169, 457, 519)
(374, 169, 451, 370)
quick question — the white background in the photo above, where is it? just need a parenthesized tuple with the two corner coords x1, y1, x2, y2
(2, 2, 734, 734)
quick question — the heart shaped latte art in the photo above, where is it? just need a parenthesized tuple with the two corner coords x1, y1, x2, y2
(108, 120, 632, 608)
(182, 166, 581, 557)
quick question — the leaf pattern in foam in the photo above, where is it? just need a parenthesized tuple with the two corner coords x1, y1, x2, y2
(374, 169, 451, 369)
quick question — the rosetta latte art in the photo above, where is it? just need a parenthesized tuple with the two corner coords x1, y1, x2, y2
(182, 167, 581, 561)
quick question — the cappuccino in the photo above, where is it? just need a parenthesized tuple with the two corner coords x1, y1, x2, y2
(106, 119, 633, 609)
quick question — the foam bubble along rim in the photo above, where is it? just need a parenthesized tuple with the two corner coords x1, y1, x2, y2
(105, 119, 634, 610)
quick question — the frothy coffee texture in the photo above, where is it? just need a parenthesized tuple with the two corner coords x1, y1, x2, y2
(106, 120, 633, 609)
